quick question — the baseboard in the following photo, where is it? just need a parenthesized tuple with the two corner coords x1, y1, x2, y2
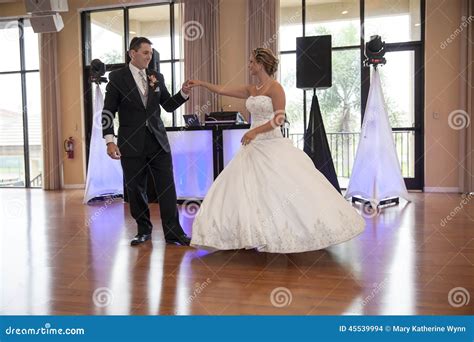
(423, 187, 460, 193)
(63, 184, 85, 189)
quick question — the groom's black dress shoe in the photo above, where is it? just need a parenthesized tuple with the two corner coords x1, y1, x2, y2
(130, 234, 151, 246)
(165, 234, 191, 246)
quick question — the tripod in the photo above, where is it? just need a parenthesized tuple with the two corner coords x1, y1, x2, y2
(345, 64, 410, 210)
(303, 88, 341, 194)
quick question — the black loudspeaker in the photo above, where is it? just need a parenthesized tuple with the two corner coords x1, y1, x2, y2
(149, 49, 161, 73)
(296, 35, 332, 90)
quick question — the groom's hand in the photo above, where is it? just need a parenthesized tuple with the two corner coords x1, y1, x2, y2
(106, 142, 121, 159)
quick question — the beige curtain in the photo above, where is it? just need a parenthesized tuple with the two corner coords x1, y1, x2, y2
(39, 33, 63, 190)
(246, 0, 279, 83)
(459, 0, 474, 193)
(180, 0, 220, 118)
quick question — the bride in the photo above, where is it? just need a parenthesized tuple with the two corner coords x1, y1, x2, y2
(188, 48, 365, 253)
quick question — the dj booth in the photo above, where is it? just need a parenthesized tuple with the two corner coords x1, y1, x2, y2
(146, 124, 250, 201)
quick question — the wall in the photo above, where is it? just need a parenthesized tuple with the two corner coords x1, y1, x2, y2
(0, 0, 169, 187)
(424, 0, 464, 191)
(218, 0, 248, 117)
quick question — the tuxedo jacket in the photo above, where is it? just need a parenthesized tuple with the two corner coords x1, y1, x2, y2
(102, 66, 187, 156)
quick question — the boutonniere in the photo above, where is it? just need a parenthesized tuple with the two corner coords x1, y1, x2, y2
(148, 74, 159, 91)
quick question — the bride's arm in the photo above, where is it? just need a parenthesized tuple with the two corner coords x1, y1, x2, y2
(241, 84, 286, 145)
(188, 80, 250, 99)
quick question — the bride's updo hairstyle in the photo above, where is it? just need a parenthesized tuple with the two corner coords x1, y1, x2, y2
(252, 48, 279, 76)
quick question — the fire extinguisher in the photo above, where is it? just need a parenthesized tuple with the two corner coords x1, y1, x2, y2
(64, 137, 74, 159)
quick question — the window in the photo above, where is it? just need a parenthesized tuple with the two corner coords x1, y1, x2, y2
(0, 19, 42, 188)
(129, 5, 174, 126)
(365, 0, 421, 43)
(90, 10, 125, 64)
(278, 0, 424, 189)
(306, 0, 360, 47)
(129, 6, 171, 59)
(82, 3, 184, 166)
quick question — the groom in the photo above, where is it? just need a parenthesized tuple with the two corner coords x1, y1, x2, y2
(102, 36, 191, 246)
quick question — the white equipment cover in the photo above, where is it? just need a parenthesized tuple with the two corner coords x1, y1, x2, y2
(345, 69, 410, 203)
(83, 85, 123, 204)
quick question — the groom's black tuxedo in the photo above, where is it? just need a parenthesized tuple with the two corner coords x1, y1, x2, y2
(102, 65, 187, 239)
(102, 67, 185, 155)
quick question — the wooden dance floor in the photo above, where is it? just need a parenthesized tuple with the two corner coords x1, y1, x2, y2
(1, 189, 473, 315)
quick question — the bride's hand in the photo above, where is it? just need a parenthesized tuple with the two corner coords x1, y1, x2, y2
(187, 80, 202, 88)
(241, 130, 257, 145)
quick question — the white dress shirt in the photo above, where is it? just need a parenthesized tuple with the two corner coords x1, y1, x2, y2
(129, 62, 148, 96)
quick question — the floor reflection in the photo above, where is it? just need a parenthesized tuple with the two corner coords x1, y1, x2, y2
(1, 190, 473, 315)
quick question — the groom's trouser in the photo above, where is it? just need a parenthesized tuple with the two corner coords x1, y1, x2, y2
(120, 129, 185, 239)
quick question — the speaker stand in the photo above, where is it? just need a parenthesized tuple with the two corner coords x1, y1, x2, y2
(303, 89, 341, 193)
(351, 196, 399, 208)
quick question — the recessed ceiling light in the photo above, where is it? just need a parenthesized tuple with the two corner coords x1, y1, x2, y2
(414, 23, 421, 27)
(341, 10, 348, 15)
(129, 31, 136, 34)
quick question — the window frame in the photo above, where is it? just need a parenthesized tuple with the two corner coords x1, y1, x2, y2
(279, 0, 425, 190)
(81, 2, 181, 169)
(0, 18, 41, 188)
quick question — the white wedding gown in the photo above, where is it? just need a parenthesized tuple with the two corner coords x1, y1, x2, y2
(190, 95, 365, 253)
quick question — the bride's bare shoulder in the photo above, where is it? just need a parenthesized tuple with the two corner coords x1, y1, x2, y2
(268, 81, 285, 97)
